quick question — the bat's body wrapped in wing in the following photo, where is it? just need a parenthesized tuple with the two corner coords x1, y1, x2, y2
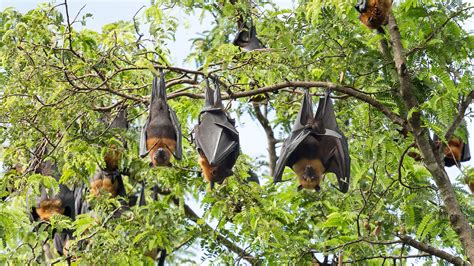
(274, 90, 350, 193)
(233, 15, 263, 51)
(194, 80, 240, 189)
(433, 130, 471, 167)
(140, 70, 182, 167)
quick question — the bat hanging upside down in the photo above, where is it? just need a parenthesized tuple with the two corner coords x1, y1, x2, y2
(91, 107, 128, 198)
(274, 89, 350, 192)
(30, 160, 79, 257)
(194, 78, 240, 189)
(434, 134, 471, 167)
(140, 70, 182, 167)
(354, 0, 392, 30)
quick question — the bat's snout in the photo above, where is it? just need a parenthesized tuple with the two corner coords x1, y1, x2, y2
(302, 165, 318, 181)
(153, 148, 171, 166)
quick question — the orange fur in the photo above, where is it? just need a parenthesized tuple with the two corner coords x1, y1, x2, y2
(90, 178, 118, 197)
(104, 144, 121, 171)
(199, 155, 213, 183)
(146, 137, 176, 166)
(292, 158, 325, 190)
(35, 199, 64, 221)
(444, 137, 464, 162)
(359, 0, 392, 29)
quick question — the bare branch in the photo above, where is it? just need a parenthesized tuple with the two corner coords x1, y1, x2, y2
(399, 235, 469, 266)
(252, 103, 277, 175)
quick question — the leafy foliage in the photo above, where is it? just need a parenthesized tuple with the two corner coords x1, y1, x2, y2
(0, 0, 473, 265)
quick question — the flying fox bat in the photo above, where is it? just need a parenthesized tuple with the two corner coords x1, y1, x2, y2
(90, 107, 128, 198)
(273, 89, 350, 192)
(354, 0, 392, 31)
(233, 16, 263, 51)
(30, 161, 77, 221)
(433, 134, 471, 167)
(29, 161, 77, 257)
(194, 79, 240, 189)
(140, 70, 182, 167)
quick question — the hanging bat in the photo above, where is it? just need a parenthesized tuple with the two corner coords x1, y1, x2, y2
(233, 16, 263, 51)
(30, 161, 77, 221)
(354, 0, 392, 31)
(29, 161, 78, 257)
(273, 89, 350, 192)
(90, 107, 128, 198)
(194, 79, 240, 189)
(433, 134, 471, 167)
(140, 70, 182, 167)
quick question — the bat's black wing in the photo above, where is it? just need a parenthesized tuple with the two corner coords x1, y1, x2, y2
(274, 89, 314, 182)
(462, 136, 471, 163)
(195, 81, 239, 166)
(318, 94, 350, 193)
(233, 17, 263, 51)
(139, 116, 150, 158)
(74, 184, 90, 215)
(195, 111, 239, 165)
(169, 107, 182, 160)
(53, 230, 72, 256)
(110, 107, 128, 129)
(57, 184, 77, 219)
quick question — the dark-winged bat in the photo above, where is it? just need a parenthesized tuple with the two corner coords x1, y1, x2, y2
(274, 89, 350, 192)
(194, 79, 240, 189)
(140, 70, 182, 167)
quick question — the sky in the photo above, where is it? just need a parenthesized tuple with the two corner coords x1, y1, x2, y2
(0, 0, 473, 262)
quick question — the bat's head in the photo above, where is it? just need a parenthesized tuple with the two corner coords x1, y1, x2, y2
(233, 28, 251, 46)
(302, 165, 319, 181)
(152, 147, 172, 167)
(359, 13, 378, 29)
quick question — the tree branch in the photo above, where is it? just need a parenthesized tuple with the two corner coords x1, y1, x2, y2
(343, 253, 431, 264)
(252, 103, 277, 175)
(168, 81, 410, 133)
(154, 187, 259, 265)
(387, 12, 474, 264)
(399, 235, 469, 266)
(445, 90, 474, 141)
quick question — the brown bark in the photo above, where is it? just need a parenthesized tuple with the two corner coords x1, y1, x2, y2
(399, 235, 469, 265)
(252, 103, 277, 175)
(387, 13, 474, 264)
